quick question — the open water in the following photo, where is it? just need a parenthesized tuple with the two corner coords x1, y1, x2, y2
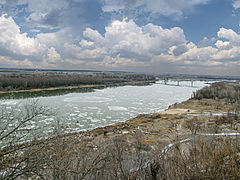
(0, 81, 208, 135)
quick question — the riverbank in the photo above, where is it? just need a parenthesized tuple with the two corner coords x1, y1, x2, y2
(1, 81, 240, 179)
(0, 70, 156, 93)
(61, 81, 240, 178)
(0, 84, 100, 93)
(0, 80, 155, 99)
(0, 80, 156, 94)
(78, 95, 239, 147)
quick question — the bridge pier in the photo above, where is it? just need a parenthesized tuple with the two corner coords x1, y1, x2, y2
(164, 78, 168, 85)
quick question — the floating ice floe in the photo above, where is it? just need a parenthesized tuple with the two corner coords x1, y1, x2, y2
(0, 100, 18, 106)
(64, 96, 112, 103)
(91, 119, 100, 123)
(88, 106, 100, 110)
(108, 106, 128, 111)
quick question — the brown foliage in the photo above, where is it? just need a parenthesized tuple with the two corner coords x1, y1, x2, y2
(192, 81, 240, 102)
(0, 72, 155, 91)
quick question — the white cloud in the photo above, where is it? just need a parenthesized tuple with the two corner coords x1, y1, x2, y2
(198, 37, 216, 47)
(61, 19, 240, 74)
(104, 19, 186, 57)
(41, 47, 62, 68)
(215, 40, 230, 49)
(76, 48, 107, 60)
(0, 15, 70, 68)
(210, 28, 240, 61)
(0, 14, 43, 56)
(83, 28, 104, 43)
(94, 55, 146, 68)
(0, 12, 240, 75)
(217, 28, 240, 44)
(79, 40, 94, 48)
(233, 0, 240, 9)
(212, 46, 240, 60)
(181, 45, 218, 61)
(47, 47, 61, 63)
(64, 42, 106, 60)
(0, 56, 33, 68)
(36, 28, 73, 48)
(64, 19, 187, 66)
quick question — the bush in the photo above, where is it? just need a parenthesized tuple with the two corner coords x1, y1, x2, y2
(192, 82, 240, 102)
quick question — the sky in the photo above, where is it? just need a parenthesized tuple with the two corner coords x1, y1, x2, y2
(0, 0, 240, 76)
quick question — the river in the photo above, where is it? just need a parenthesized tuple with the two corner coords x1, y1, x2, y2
(0, 80, 208, 136)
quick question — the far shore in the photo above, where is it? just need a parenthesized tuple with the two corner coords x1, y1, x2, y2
(0, 80, 155, 94)
(0, 84, 104, 94)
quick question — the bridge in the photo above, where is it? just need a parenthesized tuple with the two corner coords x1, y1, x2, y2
(156, 78, 208, 88)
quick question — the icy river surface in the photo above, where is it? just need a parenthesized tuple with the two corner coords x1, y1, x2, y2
(0, 81, 207, 134)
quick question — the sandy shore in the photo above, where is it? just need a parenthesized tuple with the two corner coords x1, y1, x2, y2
(159, 108, 198, 115)
(0, 84, 104, 94)
(0, 80, 155, 94)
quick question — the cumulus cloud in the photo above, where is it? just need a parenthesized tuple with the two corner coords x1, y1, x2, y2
(218, 28, 240, 42)
(0, 14, 70, 68)
(36, 28, 74, 49)
(40, 47, 62, 68)
(83, 28, 104, 43)
(0, 14, 43, 56)
(79, 40, 94, 48)
(64, 19, 187, 68)
(210, 28, 240, 61)
(105, 19, 186, 56)
(215, 40, 230, 49)
(56, 19, 240, 74)
(0, 9, 240, 75)
(212, 46, 240, 60)
(46, 47, 61, 63)
(0, 0, 102, 36)
(198, 37, 216, 47)
(92, 55, 146, 69)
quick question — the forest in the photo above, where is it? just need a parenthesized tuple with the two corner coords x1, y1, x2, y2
(0, 71, 156, 91)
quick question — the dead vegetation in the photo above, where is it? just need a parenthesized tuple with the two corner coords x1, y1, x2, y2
(192, 81, 240, 102)
(1, 123, 240, 179)
(0, 72, 155, 92)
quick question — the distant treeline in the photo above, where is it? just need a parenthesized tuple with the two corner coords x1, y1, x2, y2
(192, 81, 240, 102)
(0, 72, 155, 91)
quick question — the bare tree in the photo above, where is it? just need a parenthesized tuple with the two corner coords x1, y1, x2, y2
(0, 100, 51, 179)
